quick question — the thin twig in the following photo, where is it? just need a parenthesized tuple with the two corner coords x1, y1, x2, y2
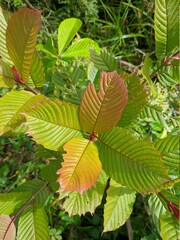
(126, 219, 134, 240)
(0, 73, 39, 95)
(4, 181, 48, 239)
(0, 74, 14, 80)
(24, 0, 35, 9)
(22, 81, 39, 95)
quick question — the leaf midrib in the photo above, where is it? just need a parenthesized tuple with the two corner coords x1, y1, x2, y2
(20, 20, 37, 80)
(92, 78, 112, 133)
(99, 136, 166, 176)
(1, 92, 34, 133)
(65, 140, 91, 190)
(27, 114, 83, 133)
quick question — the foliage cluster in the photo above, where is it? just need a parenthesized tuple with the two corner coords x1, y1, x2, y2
(0, 1, 179, 239)
(1, 0, 154, 59)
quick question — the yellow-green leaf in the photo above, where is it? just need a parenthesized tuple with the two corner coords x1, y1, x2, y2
(160, 211, 179, 240)
(103, 179, 136, 233)
(99, 127, 169, 193)
(30, 49, 45, 87)
(57, 138, 102, 193)
(58, 171, 108, 215)
(0, 192, 31, 215)
(17, 205, 49, 240)
(0, 90, 46, 135)
(80, 71, 128, 134)
(0, 59, 14, 87)
(118, 73, 147, 126)
(6, 7, 41, 82)
(155, 135, 180, 171)
(62, 38, 100, 59)
(58, 18, 82, 54)
(0, 8, 12, 65)
(148, 194, 166, 232)
(25, 99, 83, 151)
(155, 0, 180, 59)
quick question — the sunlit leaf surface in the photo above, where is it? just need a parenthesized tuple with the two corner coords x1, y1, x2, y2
(17, 205, 49, 240)
(103, 179, 136, 233)
(80, 71, 128, 133)
(57, 137, 102, 193)
(0, 90, 46, 135)
(25, 99, 83, 150)
(0, 214, 16, 240)
(99, 127, 169, 193)
(58, 171, 108, 215)
(6, 7, 41, 82)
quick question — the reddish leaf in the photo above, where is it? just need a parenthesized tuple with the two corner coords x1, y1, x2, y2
(0, 214, 16, 240)
(80, 71, 128, 134)
(57, 138, 102, 193)
(6, 7, 41, 83)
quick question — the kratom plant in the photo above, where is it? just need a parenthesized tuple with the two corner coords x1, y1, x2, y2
(37, 17, 100, 62)
(0, 2, 179, 240)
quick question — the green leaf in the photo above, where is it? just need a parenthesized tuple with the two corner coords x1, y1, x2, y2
(87, 62, 100, 83)
(0, 8, 12, 65)
(52, 66, 86, 105)
(118, 73, 147, 127)
(155, 0, 180, 59)
(71, 65, 86, 85)
(62, 38, 100, 59)
(0, 192, 31, 215)
(41, 160, 62, 192)
(17, 205, 49, 240)
(36, 145, 61, 158)
(0, 59, 14, 87)
(6, 7, 41, 82)
(158, 66, 180, 86)
(0, 214, 16, 240)
(160, 211, 179, 240)
(140, 104, 174, 131)
(37, 37, 57, 56)
(10, 122, 28, 135)
(80, 71, 128, 133)
(155, 135, 180, 171)
(14, 179, 49, 205)
(141, 54, 156, 95)
(25, 99, 83, 151)
(103, 179, 136, 233)
(160, 189, 179, 206)
(30, 49, 45, 87)
(90, 49, 119, 72)
(58, 18, 82, 54)
(0, 90, 46, 135)
(57, 137, 102, 193)
(99, 127, 169, 193)
(141, 234, 159, 240)
(58, 170, 108, 215)
(148, 194, 166, 232)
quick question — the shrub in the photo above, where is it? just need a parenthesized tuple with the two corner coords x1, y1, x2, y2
(0, 2, 179, 239)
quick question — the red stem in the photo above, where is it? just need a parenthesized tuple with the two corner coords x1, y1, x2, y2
(3, 181, 48, 240)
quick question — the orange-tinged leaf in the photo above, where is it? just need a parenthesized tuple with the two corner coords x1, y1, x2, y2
(58, 171, 108, 216)
(6, 7, 41, 83)
(79, 71, 128, 134)
(57, 138, 102, 193)
(0, 214, 16, 240)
